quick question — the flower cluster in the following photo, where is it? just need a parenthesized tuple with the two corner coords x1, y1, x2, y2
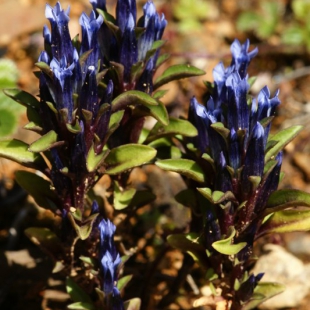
(99, 218, 123, 308)
(189, 39, 282, 306)
(35, 0, 166, 213)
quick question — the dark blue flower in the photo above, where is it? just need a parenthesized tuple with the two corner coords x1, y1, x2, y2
(230, 39, 258, 79)
(116, 0, 137, 34)
(119, 13, 138, 83)
(99, 218, 123, 306)
(79, 11, 103, 73)
(90, 0, 107, 11)
(45, 2, 74, 63)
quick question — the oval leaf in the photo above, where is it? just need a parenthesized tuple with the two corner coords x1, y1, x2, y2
(104, 144, 157, 175)
(156, 158, 205, 183)
(258, 210, 310, 237)
(265, 126, 302, 162)
(266, 189, 310, 214)
(66, 277, 93, 305)
(0, 139, 44, 166)
(167, 233, 208, 267)
(28, 130, 58, 152)
(124, 298, 141, 310)
(143, 100, 169, 126)
(111, 90, 158, 112)
(154, 64, 205, 89)
(15, 170, 59, 212)
(25, 227, 64, 260)
(146, 117, 198, 143)
(243, 282, 285, 310)
(4, 88, 40, 109)
(86, 147, 109, 172)
(212, 227, 247, 255)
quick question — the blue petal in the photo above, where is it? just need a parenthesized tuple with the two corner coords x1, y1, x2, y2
(90, 0, 107, 11)
(116, 0, 137, 33)
(119, 13, 138, 83)
(230, 39, 258, 79)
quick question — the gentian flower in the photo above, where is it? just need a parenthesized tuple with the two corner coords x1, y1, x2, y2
(188, 39, 282, 306)
(99, 219, 124, 308)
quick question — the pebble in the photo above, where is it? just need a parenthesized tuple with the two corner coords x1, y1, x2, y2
(252, 244, 310, 309)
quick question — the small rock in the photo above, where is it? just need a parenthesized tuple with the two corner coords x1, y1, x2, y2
(252, 244, 310, 309)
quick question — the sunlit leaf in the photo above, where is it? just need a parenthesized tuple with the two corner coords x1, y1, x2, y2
(104, 144, 157, 174)
(111, 90, 158, 112)
(265, 126, 302, 162)
(15, 170, 59, 212)
(243, 282, 285, 310)
(154, 64, 205, 89)
(266, 189, 310, 214)
(212, 227, 247, 255)
(156, 158, 205, 183)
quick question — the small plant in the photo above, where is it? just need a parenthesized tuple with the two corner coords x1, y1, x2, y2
(1, 1, 310, 309)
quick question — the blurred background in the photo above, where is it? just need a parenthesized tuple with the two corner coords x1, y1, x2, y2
(2, 0, 310, 309)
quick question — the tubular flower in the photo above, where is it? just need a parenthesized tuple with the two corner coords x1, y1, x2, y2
(35, 0, 167, 213)
(91, 0, 167, 93)
(188, 39, 282, 302)
(99, 219, 124, 309)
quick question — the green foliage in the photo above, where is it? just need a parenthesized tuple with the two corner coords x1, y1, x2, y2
(104, 144, 157, 174)
(237, 1, 283, 39)
(154, 64, 205, 90)
(0, 59, 25, 138)
(243, 282, 285, 310)
(173, 0, 215, 33)
(237, 0, 310, 51)
(212, 227, 247, 255)
(156, 158, 205, 183)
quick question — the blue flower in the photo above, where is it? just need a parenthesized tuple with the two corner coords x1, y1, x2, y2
(90, 0, 107, 11)
(45, 2, 74, 63)
(189, 40, 283, 265)
(98, 219, 124, 307)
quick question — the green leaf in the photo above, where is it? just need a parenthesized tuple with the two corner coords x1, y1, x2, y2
(111, 90, 158, 112)
(68, 213, 99, 240)
(0, 139, 44, 166)
(3, 88, 40, 109)
(243, 282, 285, 310)
(143, 100, 169, 126)
(66, 121, 82, 134)
(153, 89, 168, 99)
(167, 233, 208, 267)
(104, 144, 157, 175)
(156, 158, 205, 183)
(128, 189, 156, 208)
(146, 117, 198, 143)
(266, 189, 310, 214)
(258, 210, 310, 237)
(86, 146, 109, 172)
(15, 170, 59, 212)
(114, 181, 136, 210)
(154, 64, 205, 89)
(124, 298, 141, 310)
(175, 189, 197, 209)
(0, 108, 16, 137)
(156, 53, 170, 68)
(265, 126, 302, 162)
(197, 187, 236, 204)
(24, 227, 64, 260)
(212, 227, 247, 255)
(117, 275, 133, 292)
(28, 130, 58, 152)
(66, 277, 93, 305)
(67, 302, 95, 310)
